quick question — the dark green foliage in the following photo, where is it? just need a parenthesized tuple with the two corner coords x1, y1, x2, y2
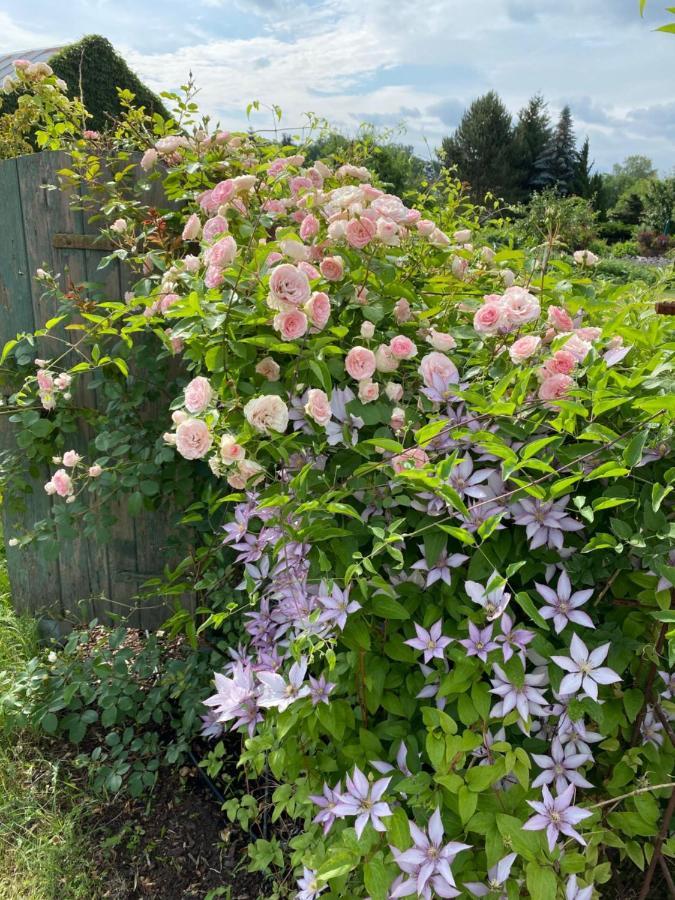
(573, 137, 594, 198)
(440, 91, 517, 201)
(611, 192, 645, 226)
(533, 105, 578, 194)
(50, 35, 167, 132)
(598, 220, 635, 244)
(511, 94, 552, 199)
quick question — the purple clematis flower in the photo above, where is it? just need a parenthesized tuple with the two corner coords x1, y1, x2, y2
(372, 741, 413, 777)
(490, 664, 549, 725)
(257, 657, 311, 712)
(641, 707, 664, 747)
(412, 545, 468, 587)
(512, 495, 583, 550)
(523, 783, 592, 851)
(448, 456, 494, 500)
(566, 874, 593, 900)
(464, 573, 511, 621)
(551, 635, 621, 701)
(458, 621, 499, 662)
(531, 737, 593, 793)
(308, 673, 335, 706)
(536, 570, 594, 634)
(296, 867, 327, 900)
(558, 717, 604, 756)
(325, 386, 364, 446)
(497, 612, 534, 662)
(203, 662, 261, 737)
(333, 767, 392, 838)
(318, 581, 361, 631)
(464, 852, 517, 897)
(405, 620, 452, 663)
(309, 781, 342, 836)
(390, 808, 470, 899)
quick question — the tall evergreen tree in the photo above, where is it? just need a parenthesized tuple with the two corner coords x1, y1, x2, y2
(512, 94, 552, 199)
(573, 137, 593, 198)
(533, 105, 578, 195)
(440, 91, 516, 201)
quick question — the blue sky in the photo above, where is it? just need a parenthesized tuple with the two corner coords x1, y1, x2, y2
(1, 0, 674, 173)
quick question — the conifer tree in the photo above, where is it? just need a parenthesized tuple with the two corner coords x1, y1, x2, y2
(533, 105, 578, 194)
(512, 94, 552, 199)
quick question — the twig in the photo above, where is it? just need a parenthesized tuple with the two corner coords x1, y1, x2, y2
(637, 787, 675, 900)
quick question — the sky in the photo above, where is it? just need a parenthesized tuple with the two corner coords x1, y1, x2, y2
(1, 0, 674, 174)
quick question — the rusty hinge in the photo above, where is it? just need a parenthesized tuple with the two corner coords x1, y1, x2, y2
(52, 233, 116, 252)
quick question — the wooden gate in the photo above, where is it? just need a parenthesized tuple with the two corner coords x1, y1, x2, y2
(0, 150, 191, 629)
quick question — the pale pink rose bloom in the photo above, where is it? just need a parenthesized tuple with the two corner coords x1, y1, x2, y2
(299, 214, 319, 241)
(539, 374, 574, 402)
(176, 419, 213, 459)
(244, 395, 289, 434)
(220, 435, 246, 464)
(390, 407, 406, 430)
(198, 190, 217, 214)
(44, 481, 57, 495)
(346, 217, 377, 249)
(426, 328, 456, 352)
(405, 208, 422, 224)
(358, 380, 380, 404)
(474, 302, 506, 336)
(40, 391, 55, 410)
(481, 246, 496, 263)
(183, 254, 201, 273)
(290, 175, 313, 196)
(548, 305, 574, 332)
(389, 335, 417, 360)
(305, 388, 332, 425)
(501, 268, 516, 287)
(110, 218, 127, 234)
(430, 228, 451, 247)
(327, 220, 347, 242)
(211, 179, 235, 205)
(345, 346, 377, 381)
(298, 261, 320, 280)
(360, 321, 375, 339)
(452, 256, 468, 279)
(182, 213, 201, 241)
(204, 266, 224, 289)
(376, 219, 400, 245)
(255, 357, 281, 381)
(392, 447, 428, 474)
(51, 469, 74, 497)
(394, 299, 411, 323)
(273, 308, 308, 341)
(320, 256, 344, 281)
(203, 216, 228, 242)
(502, 286, 540, 326)
(204, 235, 237, 268)
(163, 432, 177, 446)
(314, 160, 332, 179)
(306, 166, 324, 188)
(509, 335, 541, 363)
(304, 292, 331, 329)
(160, 292, 179, 313)
(419, 351, 459, 390)
(62, 450, 81, 467)
(237, 458, 264, 485)
(141, 148, 158, 171)
(54, 373, 71, 390)
(263, 199, 286, 215)
(542, 350, 577, 376)
(454, 229, 471, 243)
(231, 174, 257, 194)
(355, 285, 369, 305)
(265, 252, 284, 268)
(269, 263, 311, 308)
(37, 370, 54, 391)
(155, 135, 187, 154)
(279, 239, 310, 262)
(564, 334, 592, 362)
(34, 359, 48, 367)
(172, 410, 188, 425)
(88, 464, 103, 477)
(168, 333, 184, 354)
(385, 382, 403, 402)
(184, 376, 213, 414)
(575, 326, 602, 342)
(374, 344, 400, 374)
(573, 249, 599, 267)
(416, 219, 436, 237)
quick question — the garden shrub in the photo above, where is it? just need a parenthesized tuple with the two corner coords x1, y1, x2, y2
(1, 62, 675, 900)
(637, 230, 673, 258)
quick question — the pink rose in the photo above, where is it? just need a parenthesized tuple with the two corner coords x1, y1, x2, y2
(426, 329, 456, 352)
(502, 286, 540, 326)
(509, 335, 541, 364)
(473, 302, 506, 336)
(304, 291, 331, 330)
(385, 382, 403, 402)
(279, 239, 310, 262)
(376, 219, 400, 246)
(36, 369, 54, 391)
(416, 219, 435, 236)
(305, 388, 332, 425)
(346, 217, 377, 249)
(360, 321, 375, 339)
(358, 380, 380, 404)
(211, 179, 235, 205)
(176, 419, 213, 459)
(392, 447, 429, 474)
(141, 148, 158, 171)
(389, 335, 417, 360)
(184, 376, 213, 414)
(575, 327, 602, 342)
(538, 374, 574, 402)
(542, 350, 577, 376)
(172, 410, 188, 425)
(419, 352, 459, 397)
(327, 220, 347, 242)
(273, 308, 308, 341)
(454, 229, 471, 243)
(255, 357, 281, 381)
(182, 213, 201, 241)
(110, 218, 127, 234)
(160, 292, 179, 313)
(204, 235, 237, 269)
(49, 468, 74, 497)
(204, 266, 224, 289)
(547, 305, 574, 332)
(203, 216, 228, 242)
(183, 255, 200, 273)
(374, 344, 399, 374)
(62, 450, 81, 467)
(430, 229, 451, 247)
(269, 263, 311, 309)
(220, 434, 246, 464)
(345, 346, 377, 381)
(236, 458, 264, 486)
(320, 256, 344, 281)
(244, 395, 289, 434)
(390, 407, 406, 430)
(298, 261, 320, 280)
(88, 464, 102, 477)
(394, 299, 411, 323)
(299, 214, 319, 241)
(563, 334, 592, 362)
(573, 249, 599, 267)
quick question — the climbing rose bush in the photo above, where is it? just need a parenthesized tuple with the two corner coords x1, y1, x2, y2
(3, 72, 675, 899)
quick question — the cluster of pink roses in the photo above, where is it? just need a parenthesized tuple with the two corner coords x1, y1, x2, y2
(4, 58, 67, 94)
(44, 449, 102, 500)
(35, 361, 72, 411)
(473, 286, 541, 336)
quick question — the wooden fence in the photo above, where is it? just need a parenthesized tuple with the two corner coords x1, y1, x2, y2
(0, 150, 191, 629)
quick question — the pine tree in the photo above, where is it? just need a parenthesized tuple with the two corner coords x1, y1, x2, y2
(573, 138, 593, 198)
(533, 106, 578, 195)
(440, 91, 516, 201)
(512, 94, 552, 199)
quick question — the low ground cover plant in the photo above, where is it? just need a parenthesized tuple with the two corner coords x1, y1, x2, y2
(1, 62, 674, 899)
